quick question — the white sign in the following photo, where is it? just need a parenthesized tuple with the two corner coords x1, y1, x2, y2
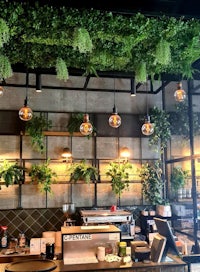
(63, 234, 92, 241)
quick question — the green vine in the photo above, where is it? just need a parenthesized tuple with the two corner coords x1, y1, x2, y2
(25, 113, 52, 153)
(138, 160, 163, 205)
(56, 57, 69, 81)
(106, 161, 132, 199)
(149, 107, 171, 152)
(0, 2, 200, 80)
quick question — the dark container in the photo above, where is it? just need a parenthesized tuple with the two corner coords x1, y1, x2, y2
(46, 243, 55, 260)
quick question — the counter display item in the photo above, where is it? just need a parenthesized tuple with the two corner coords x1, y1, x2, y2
(61, 225, 121, 265)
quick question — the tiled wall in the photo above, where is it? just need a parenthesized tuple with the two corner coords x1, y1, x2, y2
(0, 206, 143, 242)
(0, 208, 64, 241)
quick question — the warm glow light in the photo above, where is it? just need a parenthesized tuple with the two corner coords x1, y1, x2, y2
(174, 82, 186, 102)
(120, 147, 130, 159)
(141, 115, 154, 136)
(0, 86, 4, 97)
(80, 113, 93, 136)
(62, 147, 72, 159)
(109, 106, 121, 128)
(19, 105, 33, 121)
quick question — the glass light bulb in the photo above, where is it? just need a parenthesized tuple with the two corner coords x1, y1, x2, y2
(19, 106, 33, 121)
(174, 82, 186, 102)
(0, 86, 4, 97)
(141, 115, 154, 136)
(109, 113, 121, 128)
(80, 113, 93, 136)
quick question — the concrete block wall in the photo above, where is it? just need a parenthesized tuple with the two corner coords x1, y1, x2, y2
(0, 73, 197, 211)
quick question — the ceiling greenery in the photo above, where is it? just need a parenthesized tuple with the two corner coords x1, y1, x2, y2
(1, 1, 200, 82)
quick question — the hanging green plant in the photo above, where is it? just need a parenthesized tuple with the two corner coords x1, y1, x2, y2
(155, 39, 171, 65)
(28, 159, 57, 193)
(68, 160, 98, 184)
(56, 57, 69, 81)
(25, 113, 52, 153)
(149, 106, 171, 152)
(135, 62, 147, 83)
(72, 27, 93, 53)
(106, 161, 132, 200)
(0, 160, 24, 187)
(138, 160, 163, 205)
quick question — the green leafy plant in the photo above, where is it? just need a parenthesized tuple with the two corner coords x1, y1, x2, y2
(171, 166, 189, 194)
(25, 113, 52, 153)
(67, 113, 84, 135)
(0, 2, 200, 80)
(138, 160, 163, 205)
(28, 159, 57, 193)
(68, 160, 98, 184)
(149, 106, 171, 152)
(106, 161, 132, 200)
(0, 160, 24, 187)
(72, 27, 93, 53)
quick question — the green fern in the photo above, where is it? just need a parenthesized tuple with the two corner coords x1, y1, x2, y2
(155, 39, 171, 65)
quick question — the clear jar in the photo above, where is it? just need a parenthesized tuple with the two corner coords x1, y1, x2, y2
(119, 241, 127, 257)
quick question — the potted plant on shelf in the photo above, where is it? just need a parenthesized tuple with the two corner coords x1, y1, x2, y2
(28, 159, 57, 193)
(170, 166, 189, 200)
(25, 113, 52, 154)
(106, 161, 132, 207)
(0, 160, 24, 187)
(68, 160, 98, 184)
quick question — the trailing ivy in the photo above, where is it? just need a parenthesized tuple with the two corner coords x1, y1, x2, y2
(25, 113, 52, 153)
(149, 107, 171, 152)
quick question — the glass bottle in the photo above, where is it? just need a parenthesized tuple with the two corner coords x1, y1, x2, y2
(18, 232, 26, 248)
(1, 226, 8, 248)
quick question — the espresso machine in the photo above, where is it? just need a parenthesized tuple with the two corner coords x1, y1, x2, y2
(62, 203, 76, 226)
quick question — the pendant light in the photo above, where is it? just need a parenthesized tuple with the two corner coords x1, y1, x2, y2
(36, 73, 42, 93)
(174, 82, 186, 102)
(109, 78, 121, 128)
(141, 80, 154, 136)
(19, 72, 33, 121)
(80, 90, 93, 136)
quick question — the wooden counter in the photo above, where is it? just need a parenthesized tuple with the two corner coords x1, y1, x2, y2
(0, 250, 187, 272)
(52, 255, 187, 272)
